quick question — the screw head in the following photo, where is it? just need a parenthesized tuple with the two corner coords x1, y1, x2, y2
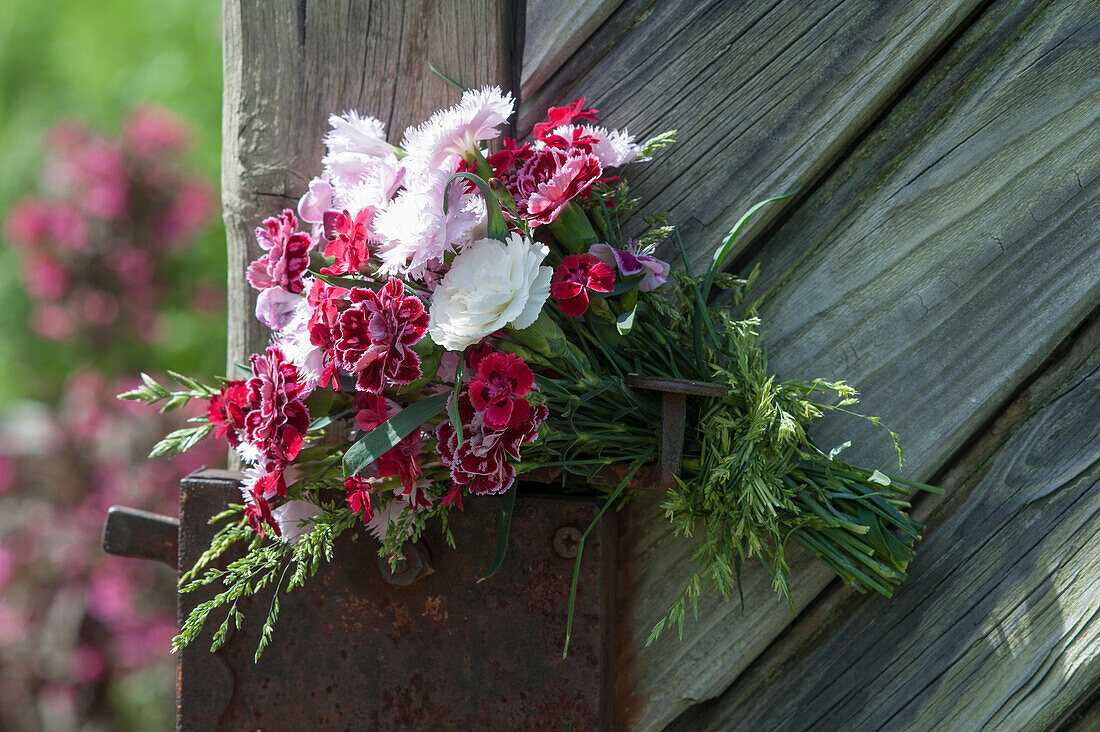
(553, 527, 582, 558)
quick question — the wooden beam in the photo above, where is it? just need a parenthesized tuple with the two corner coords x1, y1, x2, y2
(612, 0, 1100, 728)
(521, 0, 623, 101)
(222, 0, 513, 372)
(519, 0, 986, 275)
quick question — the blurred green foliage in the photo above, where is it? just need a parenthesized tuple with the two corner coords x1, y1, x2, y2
(0, 0, 225, 402)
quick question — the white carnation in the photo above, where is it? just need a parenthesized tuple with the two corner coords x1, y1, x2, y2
(428, 233, 551, 351)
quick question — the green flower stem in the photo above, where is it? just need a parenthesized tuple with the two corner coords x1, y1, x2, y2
(547, 202, 599, 253)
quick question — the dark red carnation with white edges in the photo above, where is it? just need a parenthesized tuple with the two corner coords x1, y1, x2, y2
(244, 346, 310, 464)
(206, 380, 250, 447)
(334, 278, 428, 393)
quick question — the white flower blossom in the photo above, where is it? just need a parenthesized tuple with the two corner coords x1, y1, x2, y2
(272, 500, 322, 545)
(373, 173, 480, 279)
(400, 86, 514, 173)
(428, 233, 551, 351)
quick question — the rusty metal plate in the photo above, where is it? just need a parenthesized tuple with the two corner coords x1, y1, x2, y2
(178, 469, 615, 731)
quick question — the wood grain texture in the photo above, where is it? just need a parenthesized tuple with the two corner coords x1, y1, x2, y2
(669, 342, 1100, 731)
(521, 0, 623, 100)
(519, 0, 985, 276)
(222, 0, 512, 372)
(616, 0, 1100, 729)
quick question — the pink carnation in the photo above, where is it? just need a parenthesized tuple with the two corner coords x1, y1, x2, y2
(468, 352, 536, 431)
(321, 208, 373, 276)
(247, 209, 313, 294)
(515, 147, 602, 227)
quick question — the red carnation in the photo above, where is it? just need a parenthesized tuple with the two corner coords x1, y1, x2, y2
(533, 98, 599, 140)
(354, 394, 424, 496)
(468, 352, 535, 430)
(551, 253, 615, 317)
(206, 379, 250, 447)
(344, 474, 376, 522)
(244, 487, 281, 538)
(334, 278, 429, 393)
(321, 208, 373, 275)
(247, 209, 313, 294)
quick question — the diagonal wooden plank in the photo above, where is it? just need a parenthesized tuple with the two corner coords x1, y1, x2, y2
(521, 0, 624, 101)
(613, 0, 1100, 728)
(222, 0, 512, 369)
(519, 0, 986, 276)
(669, 337, 1100, 730)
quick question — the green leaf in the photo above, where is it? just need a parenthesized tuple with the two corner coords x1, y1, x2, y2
(450, 357, 465, 448)
(445, 172, 508, 243)
(428, 62, 469, 92)
(701, 186, 800, 303)
(478, 488, 517, 583)
(616, 289, 639, 336)
(343, 393, 449, 477)
(828, 441, 852, 460)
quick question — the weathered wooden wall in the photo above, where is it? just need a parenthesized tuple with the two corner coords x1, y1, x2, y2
(222, 0, 1100, 728)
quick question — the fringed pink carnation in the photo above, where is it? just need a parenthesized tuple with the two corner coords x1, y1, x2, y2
(400, 86, 514, 172)
(334, 278, 429, 393)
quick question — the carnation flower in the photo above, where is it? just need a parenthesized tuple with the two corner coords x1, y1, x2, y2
(244, 346, 310, 463)
(373, 173, 480, 279)
(354, 393, 424, 495)
(244, 488, 280, 538)
(589, 241, 669, 293)
(427, 233, 552, 351)
(515, 147, 602, 227)
(436, 391, 547, 496)
(320, 208, 374, 275)
(297, 177, 334, 224)
(468, 352, 536, 430)
(334, 278, 429, 392)
(206, 380, 250, 447)
(306, 279, 350, 388)
(400, 86, 514, 173)
(533, 97, 598, 140)
(582, 126, 641, 169)
(344, 474, 378, 522)
(551, 253, 615, 317)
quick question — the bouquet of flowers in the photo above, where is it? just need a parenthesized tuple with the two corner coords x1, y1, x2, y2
(123, 86, 936, 659)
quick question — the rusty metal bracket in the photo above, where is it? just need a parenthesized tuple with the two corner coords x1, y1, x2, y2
(102, 505, 180, 569)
